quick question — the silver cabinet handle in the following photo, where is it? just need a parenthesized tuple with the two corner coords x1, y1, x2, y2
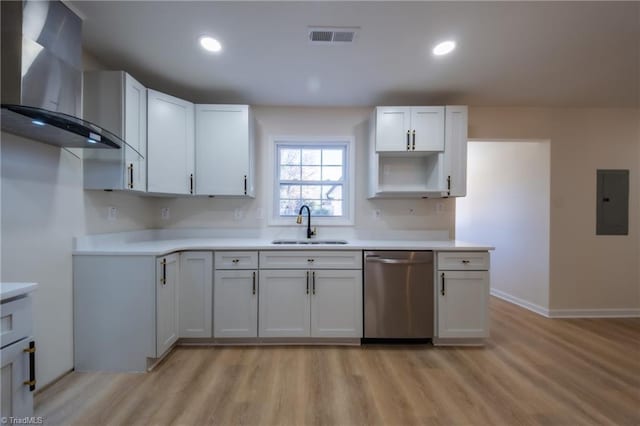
(252, 271, 256, 295)
(441, 272, 445, 296)
(367, 258, 431, 265)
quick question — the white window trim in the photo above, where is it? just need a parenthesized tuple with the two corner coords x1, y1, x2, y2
(267, 135, 355, 226)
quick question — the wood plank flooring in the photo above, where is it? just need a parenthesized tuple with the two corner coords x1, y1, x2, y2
(36, 298, 640, 425)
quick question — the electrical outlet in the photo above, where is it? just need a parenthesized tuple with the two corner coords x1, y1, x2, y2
(435, 202, 445, 215)
(161, 207, 170, 220)
(107, 207, 118, 221)
(408, 208, 415, 215)
(373, 209, 381, 219)
(234, 208, 244, 221)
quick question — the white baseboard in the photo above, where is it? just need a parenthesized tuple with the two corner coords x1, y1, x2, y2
(547, 308, 640, 318)
(490, 288, 550, 317)
(491, 288, 640, 318)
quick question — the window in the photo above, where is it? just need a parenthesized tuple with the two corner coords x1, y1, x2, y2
(273, 140, 352, 224)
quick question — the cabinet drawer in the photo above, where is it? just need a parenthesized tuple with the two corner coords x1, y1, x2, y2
(260, 251, 362, 270)
(437, 251, 489, 271)
(1, 296, 32, 347)
(215, 251, 258, 270)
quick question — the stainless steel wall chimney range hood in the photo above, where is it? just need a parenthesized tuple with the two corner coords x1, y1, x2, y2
(1, 0, 133, 152)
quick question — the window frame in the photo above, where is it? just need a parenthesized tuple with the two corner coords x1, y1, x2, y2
(269, 136, 355, 226)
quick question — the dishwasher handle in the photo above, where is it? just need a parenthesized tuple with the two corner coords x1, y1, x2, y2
(366, 257, 431, 265)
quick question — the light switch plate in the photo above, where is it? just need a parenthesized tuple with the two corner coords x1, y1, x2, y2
(161, 207, 170, 220)
(107, 207, 117, 221)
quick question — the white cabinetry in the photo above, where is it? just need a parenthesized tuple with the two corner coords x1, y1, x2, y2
(83, 71, 147, 191)
(258, 251, 362, 339)
(375, 107, 444, 152)
(369, 105, 467, 198)
(436, 251, 490, 340)
(156, 254, 179, 356)
(147, 90, 195, 195)
(443, 106, 468, 197)
(259, 270, 310, 337)
(178, 252, 212, 338)
(0, 292, 36, 419)
(214, 251, 258, 338)
(195, 105, 255, 196)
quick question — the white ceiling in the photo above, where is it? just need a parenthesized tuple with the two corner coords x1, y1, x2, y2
(71, 1, 640, 107)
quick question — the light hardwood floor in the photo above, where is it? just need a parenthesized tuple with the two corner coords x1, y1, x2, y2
(36, 297, 640, 425)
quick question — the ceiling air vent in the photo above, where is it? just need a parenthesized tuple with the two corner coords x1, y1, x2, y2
(308, 27, 359, 44)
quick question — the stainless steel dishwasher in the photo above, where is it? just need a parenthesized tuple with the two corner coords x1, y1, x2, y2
(364, 251, 434, 339)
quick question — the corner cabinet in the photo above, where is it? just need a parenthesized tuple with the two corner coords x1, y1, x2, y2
(436, 251, 490, 341)
(156, 254, 179, 357)
(368, 105, 467, 198)
(195, 105, 255, 197)
(147, 90, 195, 195)
(83, 71, 147, 191)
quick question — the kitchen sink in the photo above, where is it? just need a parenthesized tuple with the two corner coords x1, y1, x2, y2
(271, 240, 348, 245)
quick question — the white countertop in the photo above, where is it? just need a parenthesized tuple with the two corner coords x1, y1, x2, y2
(73, 229, 494, 256)
(0, 282, 38, 302)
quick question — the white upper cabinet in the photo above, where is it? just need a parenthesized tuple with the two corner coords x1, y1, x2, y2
(443, 106, 468, 197)
(124, 74, 147, 191)
(147, 89, 195, 195)
(195, 105, 254, 197)
(83, 71, 147, 191)
(375, 106, 445, 152)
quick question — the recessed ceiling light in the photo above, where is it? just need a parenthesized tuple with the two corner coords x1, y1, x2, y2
(87, 138, 98, 144)
(32, 120, 45, 126)
(433, 40, 456, 56)
(199, 36, 222, 53)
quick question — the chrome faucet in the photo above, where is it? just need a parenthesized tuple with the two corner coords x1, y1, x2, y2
(296, 205, 316, 239)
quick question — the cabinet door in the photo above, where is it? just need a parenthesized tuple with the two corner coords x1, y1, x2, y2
(178, 252, 212, 338)
(437, 270, 489, 338)
(375, 107, 411, 152)
(0, 340, 33, 418)
(443, 106, 468, 197)
(214, 270, 258, 338)
(411, 107, 445, 151)
(147, 89, 195, 194)
(259, 270, 310, 337)
(311, 270, 362, 338)
(157, 254, 179, 356)
(124, 74, 147, 192)
(195, 105, 250, 196)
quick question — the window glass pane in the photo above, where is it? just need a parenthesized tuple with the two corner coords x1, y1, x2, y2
(301, 185, 322, 199)
(280, 184, 301, 199)
(324, 200, 343, 216)
(280, 199, 303, 216)
(301, 166, 321, 181)
(280, 166, 300, 181)
(322, 149, 343, 166)
(280, 148, 301, 165)
(301, 149, 321, 165)
(322, 166, 343, 181)
(322, 184, 342, 200)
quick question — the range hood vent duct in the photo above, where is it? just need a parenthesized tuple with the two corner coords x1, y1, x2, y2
(1, 1, 135, 154)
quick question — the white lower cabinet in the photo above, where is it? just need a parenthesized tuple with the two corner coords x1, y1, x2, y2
(156, 254, 179, 356)
(437, 270, 489, 339)
(178, 252, 212, 338)
(259, 270, 311, 337)
(311, 270, 362, 338)
(1, 339, 34, 418)
(258, 268, 362, 339)
(214, 270, 258, 338)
